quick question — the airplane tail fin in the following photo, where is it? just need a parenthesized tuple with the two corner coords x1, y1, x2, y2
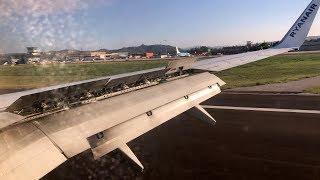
(176, 47, 181, 54)
(276, 0, 320, 49)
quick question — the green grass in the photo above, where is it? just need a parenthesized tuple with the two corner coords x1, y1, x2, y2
(305, 86, 320, 94)
(0, 61, 167, 89)
(216, 53, 320, 89)
(1, 52, 320, 91)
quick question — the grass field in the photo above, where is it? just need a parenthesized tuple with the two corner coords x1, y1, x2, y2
(0, 61, 167, 89)
(217, 53, 320, 89)
(305, 86, 320, 94)
(0, 52, 320, 91)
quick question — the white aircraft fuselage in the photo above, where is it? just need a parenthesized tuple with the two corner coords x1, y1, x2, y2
(176, 47, 191, 57)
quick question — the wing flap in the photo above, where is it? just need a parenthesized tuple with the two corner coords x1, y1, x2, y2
(87, 83, 221, 167)
(0, 123, 66, 180)
(32, 73, 224, 158)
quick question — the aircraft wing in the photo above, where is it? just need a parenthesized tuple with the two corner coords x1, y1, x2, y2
(0, 70, 224, 179)
(0, 0, 319, 179)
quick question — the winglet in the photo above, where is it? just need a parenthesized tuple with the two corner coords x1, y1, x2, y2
(276, 0, 320, 49)
(119, 144, 144, 171)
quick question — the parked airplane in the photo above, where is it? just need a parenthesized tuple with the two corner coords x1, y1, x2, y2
(0, 0, 319, 179)
(176, 47, 191, 57)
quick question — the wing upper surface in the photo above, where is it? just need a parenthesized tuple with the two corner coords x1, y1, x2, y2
(0, 123, 66, 180)
(192, 48, 292, 72)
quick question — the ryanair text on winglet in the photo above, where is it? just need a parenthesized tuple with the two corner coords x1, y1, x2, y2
(290, 3, 318, 38)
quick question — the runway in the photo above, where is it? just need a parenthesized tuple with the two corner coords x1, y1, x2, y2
(205, 92, 320, 110)
(203, 105, 320, 115)
(42, 92, 320, 179)
(228, 76, 320, 93)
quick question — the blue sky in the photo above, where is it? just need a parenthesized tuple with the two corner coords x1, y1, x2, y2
(1, 0, 319, 53)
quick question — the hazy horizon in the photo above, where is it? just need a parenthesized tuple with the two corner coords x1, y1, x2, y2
(1, 0, 320, 53)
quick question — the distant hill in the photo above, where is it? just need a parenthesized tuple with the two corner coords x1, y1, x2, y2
(111, 44, 176, 55)
(32, 36, 320, 56)
(44, 45, 177, 56)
